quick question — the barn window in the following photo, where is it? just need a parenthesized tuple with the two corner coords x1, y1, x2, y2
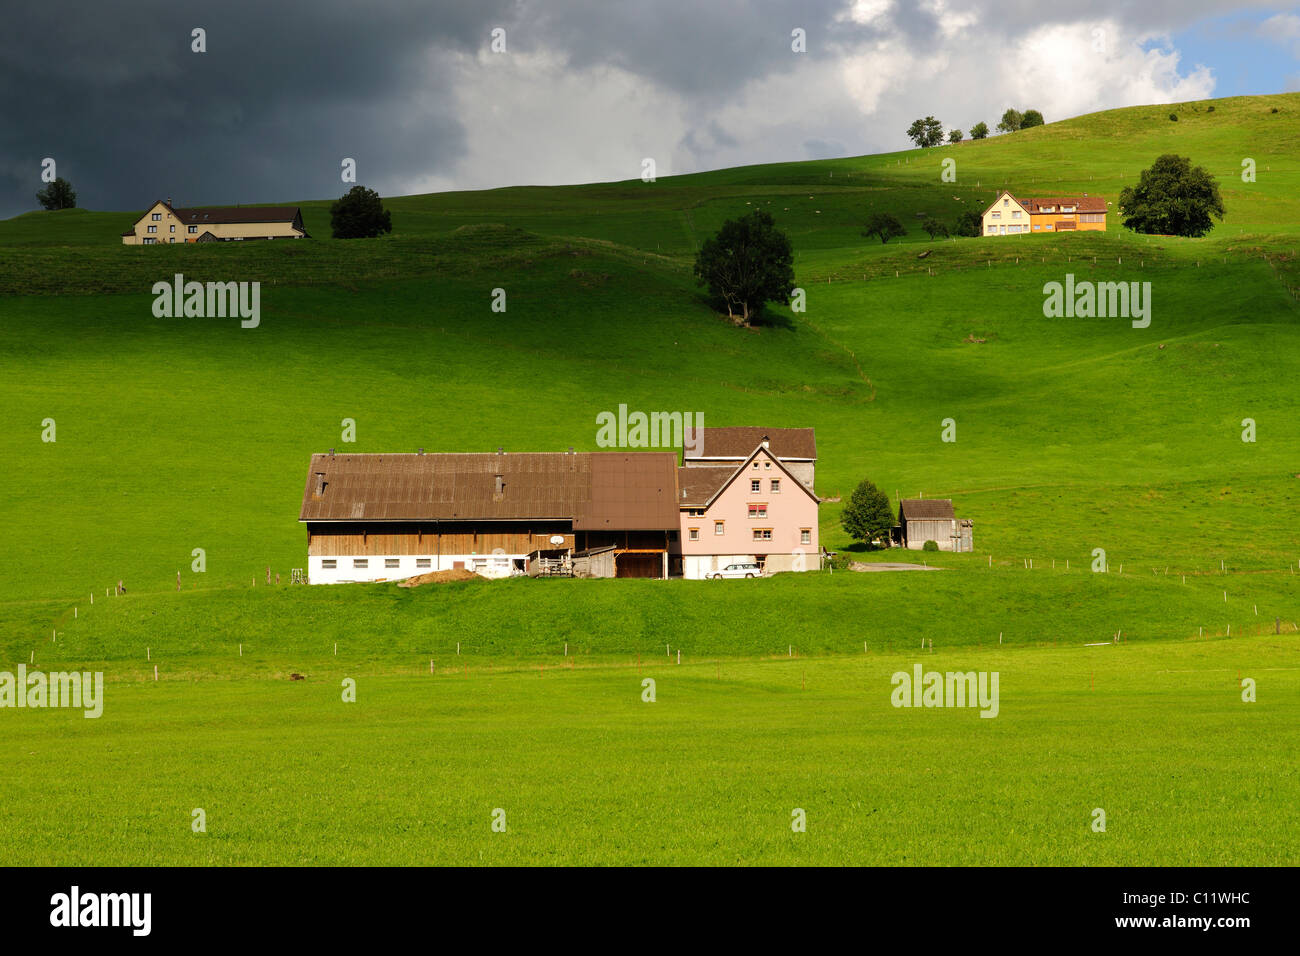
(353, 558, 368, 569)
(416, 558, 431, 569)
(385, 558, 400, 569)
(322, 559, 337, 569)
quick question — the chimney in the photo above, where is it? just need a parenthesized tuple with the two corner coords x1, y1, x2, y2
(328, 448, 335, 457)
(418, 447, 424, 455)
(761, 435, 770, 449)
(568, 446, 574, 454)
(313, 472, 326, 497)
(496, 446, 504, 455)
(494, 474, 505, 496)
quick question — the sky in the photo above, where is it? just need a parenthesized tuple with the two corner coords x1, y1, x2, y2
(1, 0, 1297, 218)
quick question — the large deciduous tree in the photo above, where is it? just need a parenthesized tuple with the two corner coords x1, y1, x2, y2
(862, 212, 906, 244)
(36, 178, 76, 210)
(1119, 153, 1225, 237)
(693, 210, 795, 326)
(330, 185, 392, 239)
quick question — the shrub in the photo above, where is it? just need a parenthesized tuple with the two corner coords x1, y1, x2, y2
(922, 540, 939, 552)
(1168, 113, 1178, 122)
(1207, 105, 1215, 113)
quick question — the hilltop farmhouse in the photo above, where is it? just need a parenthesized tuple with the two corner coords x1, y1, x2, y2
(980, 190, 1107, 236)
(121, 200, 308, 244)
(299, 429, 821, 583)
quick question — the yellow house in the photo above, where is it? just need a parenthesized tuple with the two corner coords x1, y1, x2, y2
(980, 190, 1107, 236)
(121, 200, 308, 245)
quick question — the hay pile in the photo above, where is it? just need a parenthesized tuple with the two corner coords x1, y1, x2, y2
(397, 568, 486, 588)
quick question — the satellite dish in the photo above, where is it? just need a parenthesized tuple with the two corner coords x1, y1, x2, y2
(549, 535, 565, 546)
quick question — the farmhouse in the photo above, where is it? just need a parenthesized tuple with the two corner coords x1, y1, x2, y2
(121, 199, 308, 245)
(675, 428, 819, 579)
(299, 450, 680, 583)
(896, 499, 973, 552)
(299, 428, 823, 583)
(980, 190, 1107, 236)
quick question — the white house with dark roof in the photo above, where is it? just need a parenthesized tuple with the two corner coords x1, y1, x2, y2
(121, 199, 308, 244)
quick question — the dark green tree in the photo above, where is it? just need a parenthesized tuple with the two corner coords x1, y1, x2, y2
(996, 108, 1023, 133)
(1019, 109, 1045, 129)
(905, 116, 945, 148)
(330, 185, 392, 239)
(841, 478, 894, 548)
(862, 212, 906, 244)
(693, 210, 795, 326)
(955, 209, 983, 237)
(36, 177, 77, 210)
(922, 216, 950, 240)
(969, 121, 989, 140)
(948, 129, 963, 144)
(1118, 154, 1225, 237)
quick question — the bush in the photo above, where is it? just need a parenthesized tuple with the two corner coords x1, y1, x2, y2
(1168, 113, 1178, 122)
(828, 552, 853, 571)
(922, 540, 939, 552)
(1207, 105, 1215, 113)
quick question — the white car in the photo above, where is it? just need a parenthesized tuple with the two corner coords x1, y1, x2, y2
(711, 563, 762, 579)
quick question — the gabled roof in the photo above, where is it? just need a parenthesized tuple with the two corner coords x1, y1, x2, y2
(299, 451, 680, 530)
(900, 499, 954, 520)
(677, 466, 737, 507)
(681, 445, 820, 511)
(684, 427, 816, 461)
(126, 200, 304, 231)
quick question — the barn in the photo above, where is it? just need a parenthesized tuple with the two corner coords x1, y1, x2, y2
(897, 499, 973, 552)
(299, 450, 680, 582)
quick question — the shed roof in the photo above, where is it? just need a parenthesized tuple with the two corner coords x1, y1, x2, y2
(677, 466, 736, 506)
(299, 452, 679, 530)
(900, 498, 955, 520)
(684, 427, 816, 461)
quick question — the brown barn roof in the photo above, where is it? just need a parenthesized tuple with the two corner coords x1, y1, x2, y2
(684, 427, 816, 460)
(900, 499, 955, 520)
(299, 452, 679, 530)
(173, 205, 302, 225)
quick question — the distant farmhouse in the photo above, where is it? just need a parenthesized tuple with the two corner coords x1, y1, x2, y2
(895, 499, 973, 552)
(121, 199, 308, 245)
(298, 428, 820, 583)
(980, 189, 1107, 236)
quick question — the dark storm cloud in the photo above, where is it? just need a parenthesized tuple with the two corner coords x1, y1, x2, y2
(0, 0, 515, 217)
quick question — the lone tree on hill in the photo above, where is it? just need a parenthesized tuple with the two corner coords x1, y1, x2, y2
(905, 116, 945, 148)
(1119, 153, 1225, 237)
(996, 108, 1023, 133)
(969, 121, 989, 140)
(1019, 109, 1045, 129)
(842, 478, 894, 548)
(36, 177, 76, 210)
(862, 212, 906, 244)
(693, 210, 795, 326)
(948, 129, 963, 144)
(330, 185, 392, 238)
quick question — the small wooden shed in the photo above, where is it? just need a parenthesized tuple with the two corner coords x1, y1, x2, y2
(898, 499, 973, 552)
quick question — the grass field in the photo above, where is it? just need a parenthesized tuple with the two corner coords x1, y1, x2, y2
(1, 92, 1297, 865)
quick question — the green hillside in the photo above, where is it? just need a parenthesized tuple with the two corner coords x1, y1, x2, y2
(1, 93, 1297, 865)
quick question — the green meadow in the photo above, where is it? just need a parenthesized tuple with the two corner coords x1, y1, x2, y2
(0, 92, 1297, 864)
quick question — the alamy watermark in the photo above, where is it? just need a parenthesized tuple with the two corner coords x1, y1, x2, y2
(596, 404, 703, 452)
(1042, 274, 1150, 328)
(0, 666, 103, 718)
(891, 664, 999, 718)
(152, 273, 260, 328)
